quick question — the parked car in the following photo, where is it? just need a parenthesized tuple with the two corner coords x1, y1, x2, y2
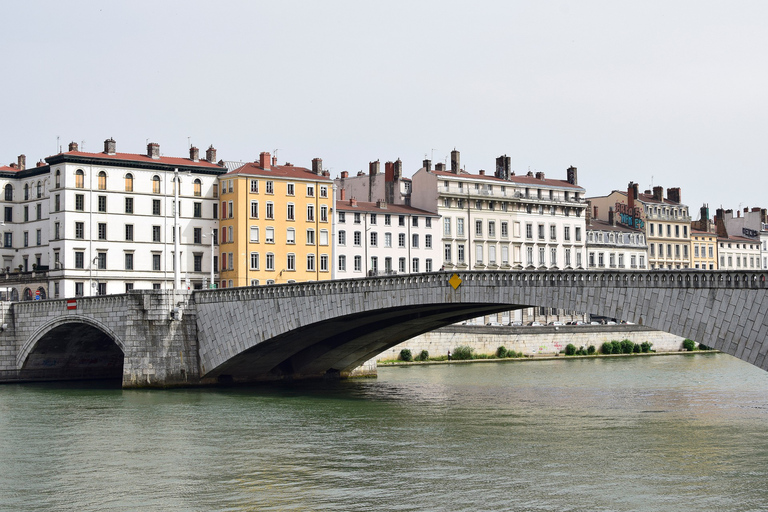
(486, 321, 502, 326)
(527, 321, 543, 327)
(509, 321, 523, 327)
(548, 321, 564, 326)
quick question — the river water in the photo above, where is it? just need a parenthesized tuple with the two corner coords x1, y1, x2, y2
(2, 353, 768, 511)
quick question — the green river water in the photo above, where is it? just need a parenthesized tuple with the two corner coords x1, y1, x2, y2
(1, 353, 767, 511)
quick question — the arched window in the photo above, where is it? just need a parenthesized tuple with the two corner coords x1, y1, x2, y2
(98, 171, 107, 190)
(24, 184, 29, 200)
(23, 288, 32, 301)
(55, 170, 61, 188)
(75, 169, 84, 188)
(4, 184, 13, 201)
(152, 175, 161, 194)
(36, 181, 42, 198)
(125, 173, 134, 192)
(194, 178, 202, 197)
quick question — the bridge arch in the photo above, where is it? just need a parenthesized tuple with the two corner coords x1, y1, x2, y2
(17, 316, 126, 381)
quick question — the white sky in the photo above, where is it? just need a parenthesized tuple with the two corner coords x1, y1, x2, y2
(3, 1, 767, 217)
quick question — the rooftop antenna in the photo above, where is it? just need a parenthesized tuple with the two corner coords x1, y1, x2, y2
(56, 136, 60, 154)
(81, 140, 85, 152)
(273, 149, 281, 162)
(431, 148, 437, 161)
(188, 136, 191, 148)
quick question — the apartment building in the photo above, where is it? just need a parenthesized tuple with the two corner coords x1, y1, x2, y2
(335, 159, 412, 205)
(218, 152, 334, 287)
(0, 139, 225, 299)
(720, 207, 768, 270)
(333, 196, 440, 278)
(585, 216, 647, 270)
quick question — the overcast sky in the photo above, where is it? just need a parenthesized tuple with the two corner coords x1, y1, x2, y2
(3, 1, 767, 217)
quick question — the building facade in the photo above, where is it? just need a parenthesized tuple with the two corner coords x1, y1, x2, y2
(333, 197, 440, 278)
(218, 152, 334, 287)
(0, 139, 225, 300)
(585, 217, 647, 270)
(720, 207, 768, 270)
(335, 159, 412, 206)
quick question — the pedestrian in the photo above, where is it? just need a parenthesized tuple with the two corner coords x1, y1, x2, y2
(447, 350, 452, 361)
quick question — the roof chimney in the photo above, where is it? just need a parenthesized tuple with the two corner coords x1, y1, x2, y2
(593, 205, 599, 219)
(535, 171, 545, 180)
(17, 155, 26, 171)
(259, 152, 271, 170)
(350, 197, 358, 207)
(104, 138, 116, 155)
(376, 199, 387, 209)
(478, 170, 485, 176)
(423, 159, 432, 171)
(652, 186, 663, 201)
(435, 162, 445, 171)
(312, 158, 323, 175)
(495, 155, 511, 180)
(147, 142, 160, 159)
(608, 207, 615, 226)
(450, 149, 460, 174)
(68, 142, 79, 152)
(190, 146, 199, 162)
(627, 181, 635, 212)
(340, 188, 346, 200)
(566, 166, 578, 185)
(667, 187, 681, 204)
(369, 160, 380, 176)
(36, 160, 45, 167)
(206, 145, 217, 163)
(393, 159, 402, 180)
(340, 171, 349, 179)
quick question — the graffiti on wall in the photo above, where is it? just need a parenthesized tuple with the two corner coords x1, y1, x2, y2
(615, 202, 645, 230)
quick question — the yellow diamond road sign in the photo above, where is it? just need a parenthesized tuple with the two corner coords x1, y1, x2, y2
(449, 273, 462, 290)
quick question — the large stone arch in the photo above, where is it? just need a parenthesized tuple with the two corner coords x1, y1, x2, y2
(195, 270, 768, 383)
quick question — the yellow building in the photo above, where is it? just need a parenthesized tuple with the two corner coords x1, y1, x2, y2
(218, 152, 333, 287)
(690, 229, 718, 270)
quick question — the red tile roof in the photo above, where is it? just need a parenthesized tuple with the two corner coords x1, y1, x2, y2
(336, 200, 438, 216)
(49, 150, 223, 169)
(0, 165, 21, 173)
(226, 162, 332, 181)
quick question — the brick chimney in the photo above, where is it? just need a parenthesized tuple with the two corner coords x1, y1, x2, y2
(17, 155, 25, 171)
(435, 162, 445, 171)
(714, 208, 729, 238)
(535, 171, 545, 180)
(451, 149, 460, 174)
(340, 188, 346, 200)
(608, 207, 615, 226)
(652, 186, 663, 201)
(369, 160, 380, 176)
(393, 158, 402, 180)
(147, 142, 160, 159)
(189, 146, 199, 162)
(376, 199, 387, 209)
(496, 155, 511, 180)
(384, 161, 394, 180)
(479, 170, 485, 176)
(259, 152, 271, 170)
(312, 158, 323, 175)
(423, 159, 432, 171)
(627, 182, 636, 212)
(566, 166, 578, 185)
(667, 187, 681, 204)
(36, 160, 45, 167)
(206, 145, 217, 163)
(272, 155, 277, 167)
(68, 142, 79, 152)
(350, 198, 358, 207)
(104, 138, 116, 155)
(340, 171, 348, 179)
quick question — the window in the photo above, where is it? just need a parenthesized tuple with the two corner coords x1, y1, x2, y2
(306, 229, 315, 245)
(54, 194, 60, 212)
(370, 256, 378, 272)
(307, 254, 315, 271)
(575, 227, 581, 242)
(251, 201, 259, 219)
(320, 205, 328, 222)
(125, 224, 134, 241)
(193, 202, 202, 218)
(125, 197, 134, 214)
(213, 184, 218, 198)
(370, 232, 378, 247)
(550, 225, 556, 240)
(475, 220, 483, 236)
(444, 244, 452, 263)
(286, 228, 295, 244)
(98, 223, 107, 240)
(97, 252, 107, 270)
(36, 229, 41, 246)
(398, 233, 406, 248)
(194, 179, 201, 197)
(23, 231, 28, 247)
(150, 174, 160, 193)
(153, 254, 161, 271)
(476, 244, 484, 264)
(266, 181, 274, 194)
(458, 244, 465, 263)
(266, 227, 275, 243)
(75, 222, 84, 239)
(287, 253, 296, 271)
(4, 207, 11, 223)
(307, 204, 315, 221)
(287, 203, 294, 220)
(251, 253, 260, 270)
(425, 234, 432, 248)
(444, 217, 451, 236)
(488, 221, 496, 237)
(526, 224, 533, 239)
(338, 230, 346, 245)
(355, 213, 361, 224)
(320, 186, 328, 198)
(287, 183, 294, 196)
(266, 202, 274, 219)
(23, 206, 28, 222)
(75, 251, 84, 269)
(538, 224, 545, 240)
(320, 230, 329, 246)
(354, 231, 361, 246)
(489, 246, 496, 265)
(339, 212, 346, 223)
(457, 218, 464, 237)
(384, 232, 392, 247)
(320, 254, 328, 272)
(227, 201, 233, 218)
(501, 222, 508, 238)
(251, 180, 259, 193)
(354, 255, 362, 272)
(426, 259, 433, 272)
(194, 228, 202, 244)
(55, 170, 61, 188)
(152, 225, 161, 242)
(75, 170, 84, 189)
(99, 196, 107, 212)
(338, 255, 347, 271)
(306, 184, 314, 197)
(412, 216, 419, 227)
(266, 253, 275, 271)
(125, 173, 133, 192)
(412, 234, 419, 248)
(412, 258, 419, 273)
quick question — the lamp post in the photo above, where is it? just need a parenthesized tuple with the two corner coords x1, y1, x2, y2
(173, 168, 181, 292)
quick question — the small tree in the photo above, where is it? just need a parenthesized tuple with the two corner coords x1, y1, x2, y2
(683, 339, 696, 351)
(399, 349, 413, 362)
(564, 343, 577, 356)
(496, 346, 508, 358)
(415, 350, 429, 361)
(601, 342, 614, 354)
(452, 345, 474, 360)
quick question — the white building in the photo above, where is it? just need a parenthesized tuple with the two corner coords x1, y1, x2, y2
(335, 159, 412, 206)
(720, 207, 768, 270)
(585, 217, 647, 270)
(334, 196, 440, 278)
(0, 139, 226, 300)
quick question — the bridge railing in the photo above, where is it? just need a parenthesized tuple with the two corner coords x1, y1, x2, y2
(193, 270, 768, 303)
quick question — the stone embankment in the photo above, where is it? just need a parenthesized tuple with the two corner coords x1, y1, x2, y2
(378, 324, 686, 362)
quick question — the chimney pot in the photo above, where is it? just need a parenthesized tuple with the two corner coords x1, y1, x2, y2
(435, 162, 445, 171)
(147, 142, 160, 159)
(206, 145, 217, 163)
(376, 199, 387, 209)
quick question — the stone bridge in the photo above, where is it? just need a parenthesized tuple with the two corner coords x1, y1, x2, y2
(1, 270, 766, 387)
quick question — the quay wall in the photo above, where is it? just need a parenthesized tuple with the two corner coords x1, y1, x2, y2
(377, 325, 686, 361)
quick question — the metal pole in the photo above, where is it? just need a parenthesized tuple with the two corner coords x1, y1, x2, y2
(173, 168, 181, 293)
(210, 229, 215, 288)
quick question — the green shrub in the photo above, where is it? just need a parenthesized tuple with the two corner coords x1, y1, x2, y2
(698, 344, 712, 351)
(601, 342, 613, 354)
(576, 347, 588, 356)
(452, 345, 474, 360)
(496, 346, 508, 358)
(587, 345, 596, 355)
(564, 343, 577, 356)
(632, 343, 641, 353)
(640, 341, 653, 353)
(683, 339, 696, 351)
(620, 339, 634, 354)
(415, 350, 429, 361)
(611, 340, 622, 354)
(399, 349, 413, 362)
